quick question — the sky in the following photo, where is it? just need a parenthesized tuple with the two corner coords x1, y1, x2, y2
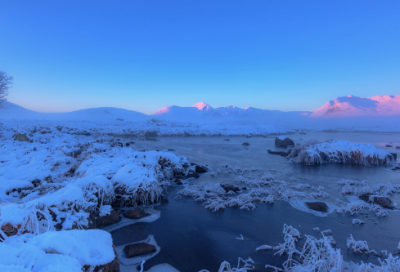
(1, 0, 399, 114)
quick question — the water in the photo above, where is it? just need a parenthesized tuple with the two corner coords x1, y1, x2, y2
(111, 132, 400, 271)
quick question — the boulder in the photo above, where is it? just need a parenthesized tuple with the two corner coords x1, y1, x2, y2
(124, 242, 157, 258)
(275, 137, 295, 148)
(242, 142, 250, 146)
(174, 177, 183, 185)
(392, 166, 400, 171)
(359, 194, 395, 210)
(305, 202, 328, 212)
(220, 183, 240, 193)
(224, 139, 230, 141)
(13, 133, 31, 142)
(89, 209, 121, 229)
(195, 165, 208, 173)
(386, 144, 393, 147)
(123, 207, 150, 219)
(390, 153, 397, 160)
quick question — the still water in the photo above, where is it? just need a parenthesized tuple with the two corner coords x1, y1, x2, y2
(112, 132, 400, 271)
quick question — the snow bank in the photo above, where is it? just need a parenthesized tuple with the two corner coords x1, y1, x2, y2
(287, 140, 396, 165)
(0, 230, 114, 272)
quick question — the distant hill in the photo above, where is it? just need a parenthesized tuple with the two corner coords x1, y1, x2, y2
(0, 101, 148, 121)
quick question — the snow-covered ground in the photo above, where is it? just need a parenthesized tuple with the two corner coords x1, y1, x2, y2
(0, 124, 190, 271)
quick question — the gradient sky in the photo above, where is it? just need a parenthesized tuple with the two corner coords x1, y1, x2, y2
(1, 0, 399, 114)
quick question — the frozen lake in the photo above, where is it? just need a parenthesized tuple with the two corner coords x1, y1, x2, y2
(111, 132, 400, 271)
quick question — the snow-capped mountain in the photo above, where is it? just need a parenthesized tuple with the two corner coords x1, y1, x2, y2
(310, 95, 400, 117)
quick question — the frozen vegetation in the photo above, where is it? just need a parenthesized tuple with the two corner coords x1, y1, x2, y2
(287, 139, 396, 165)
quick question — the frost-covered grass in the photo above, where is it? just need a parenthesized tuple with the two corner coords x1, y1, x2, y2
(287, 139, 396, 166)
(216, 224, 400, 272)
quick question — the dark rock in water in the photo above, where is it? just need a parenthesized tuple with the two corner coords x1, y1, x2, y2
(89, 209, 121, 229)
(386, 144, 393, 147)
(275, 137, 295, 148)
(195, 165, 208, 173)
(224, 139, 230, 141)
(220, 183, 240, 193)
(91, 245, 120, 272)
(390, 153, 397, 160)
(167, 149, 176, 151)
(267, 149, 288, 157)
(187, 170, 199, 178)
(111, 142, 123, 148)
(123, 207, 150, 219)
(242, 142, 250, 146)
(395, 146, 400, 149)
(305, 202, 328, 212)
(190, 162, 197, 166)
(124, 242, 157, 258)
(392, 166, 400, 171)
(126, 142, 135, 147)
(359, 194, 395, 209)
(174, 177, 183, 185)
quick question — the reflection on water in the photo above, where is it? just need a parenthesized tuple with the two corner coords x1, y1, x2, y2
(112, 132, 400, 271)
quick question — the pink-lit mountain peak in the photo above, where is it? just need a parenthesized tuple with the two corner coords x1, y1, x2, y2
(192, 102, 213, 111)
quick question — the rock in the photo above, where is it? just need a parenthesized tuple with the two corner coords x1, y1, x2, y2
(187, 170, 199, 178)
(89, 209, 121, 229)
(267, 149, 288, 156)
(220, 183, 240, 193)
(395, 146, 400, 149)
(123, 207, 150, 219)
(167, 149, 176, 151)
(359, 194, 395, 210)
(13, 133, 32, 142)
(144, 131, 158, 137)
(114, 209, 124, 216)
(126, 143, 130, 147)
(242, 142, 250, 146)
(195, 165, 208, 173)
(91, 245, 120, 272)
(386, 144, 393, 147)
(224, 139, 230, 141)
(392, 166, 400, 171)
(124, 242, 157, 258)
(116, 118, 124, 121)
(275, 137, 295, 148)
(390, 153, 397, 160)
(305, 202, 328, 212)
(174, 177, 183, 185)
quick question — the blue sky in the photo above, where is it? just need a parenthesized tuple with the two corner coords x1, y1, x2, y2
(1, 0, 399, 114)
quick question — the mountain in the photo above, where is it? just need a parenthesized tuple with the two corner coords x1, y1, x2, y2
(152, 102, 311, 124)
(0, 101, 148, 121)
(310, 95, 400, 117)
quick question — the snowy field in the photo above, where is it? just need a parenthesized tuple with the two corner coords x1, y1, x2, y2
(0, 119, 400, 271)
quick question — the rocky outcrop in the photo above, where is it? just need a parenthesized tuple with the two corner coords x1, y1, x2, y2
(187, 170, 199, 178)
(124, 242, 157, 258)
(305, 202, 328, 212)
(359, 194, 395, 210)
(123, 207, 150, 219)
(242, 142, 250, 146)
(195, 165, 208, 173)
(275, 137, 294, 148)
(220, 183, 240, 193)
